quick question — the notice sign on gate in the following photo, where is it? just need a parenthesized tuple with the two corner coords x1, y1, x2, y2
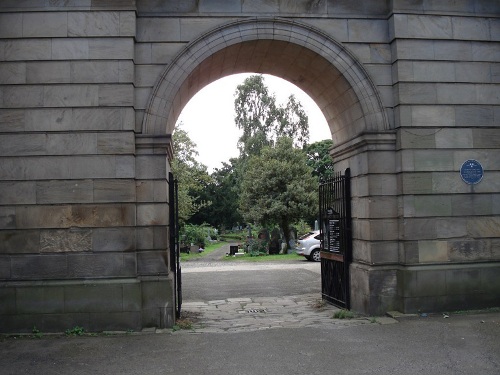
(325, 208, 340, 253)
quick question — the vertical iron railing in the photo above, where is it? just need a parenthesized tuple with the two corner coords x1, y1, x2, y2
(168, 172, 181, 319)
(319, 168, 352, 309)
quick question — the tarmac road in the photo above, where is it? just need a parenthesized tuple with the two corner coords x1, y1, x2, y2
(1, 313, 499, 375)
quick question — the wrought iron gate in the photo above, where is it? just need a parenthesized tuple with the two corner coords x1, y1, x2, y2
(319, 168, 352, 309)
(168, 172, 182, 318)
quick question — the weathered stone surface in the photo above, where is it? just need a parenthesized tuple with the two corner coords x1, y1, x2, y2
(0, 62, 26, 84)
(137, 18, 180, 42)
(68, 12, 120, 37)
(92, 227, 136, 252)
(11, 254, 67, 279)
(23, 12, 68, 37)
(64, 283, 124, 313)
(0, 155, 134, 180)
(3, 39, 52, 61)
(0, 182, 36, 204)
(15, 204, 136, 229)
(40, 228, 92, 253)
(448, 240, 492, 261)
(137, 251, 168, 275)
(0, 13, 22, 38)
(0, 230, 40, 253)
(137, 204, 168, 226)
(66, 253, 136, 278)
(16, 286, 65, 314)
(98, 84, 134, 106)
(418, 240, 448, 262)
(94, 179, 136, 203)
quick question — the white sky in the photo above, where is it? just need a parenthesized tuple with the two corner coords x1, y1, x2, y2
(176, 73, 331, 172)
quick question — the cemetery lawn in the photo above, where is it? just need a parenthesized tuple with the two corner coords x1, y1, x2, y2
(223, 253, 301, 262)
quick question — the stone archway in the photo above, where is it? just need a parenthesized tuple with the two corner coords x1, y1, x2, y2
(141, 18, 389, 144)
(139, 18, 398, 316)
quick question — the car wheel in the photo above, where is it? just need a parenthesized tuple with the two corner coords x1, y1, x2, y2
(310, 249, 320, 262)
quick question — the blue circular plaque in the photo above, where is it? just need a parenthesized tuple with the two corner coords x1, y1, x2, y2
(460, 159, 483, 185)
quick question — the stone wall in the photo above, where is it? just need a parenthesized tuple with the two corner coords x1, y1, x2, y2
(0, 2, 174, 333)
(0, 0, 498, 331)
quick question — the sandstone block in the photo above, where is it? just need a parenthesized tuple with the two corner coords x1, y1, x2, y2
(407, 15, 453, 39)
(40, 228, 92, 253)
(119, 11, 136, 36)
(434, 40, 472, 61)
(52, 39, 89, 60)
(135, 155, 167, 179)
(27, 61, 71, 84)
(3, 39, 52, 61)
(467, 217, 500, 237)
(11, 254, 67, 279)
(23, 12, 68, 37)
(89, 38, 134, 59)
(43, 85, 99, 107)
(36, 180, 93, 204)
(66, 253, 136, 278)
(436, 217, 468, 238)
(472, 41, 500, 62)
(418, 240, 449, 262)
(397, 83, 436, 105)
(0, 62, 26, 84)
(348, 19, 388, 43)
(137, 204, 168, 226)
(137, 18, 180, 42)
(137, 251, 168, 275)
(0, 182, 36, 205)
(448, 240, 492, 262)
(71, 61, 120, 83)
(393, 39, 434, 60)
(16, 286, 65, 314)
(455, 105, 494, 127)
(94, 179, 136, 203)
(2, 85, 44, 108)
(135, 65, 165, 87)
(68, 12, 120, 37)
(402, 218, 437, 240)
(64, 283, 124, 313)
(15, 204, 136, 229)
(92, 227, 136, 252)
(0, 13, 22, 38)
(0, 230, 40, 253)
(98, 84, 134, 106)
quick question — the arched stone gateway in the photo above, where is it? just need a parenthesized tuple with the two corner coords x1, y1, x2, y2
(141, 17, 398, 316)
(0, 1, 498, 333)
(142, 18, 389, 145)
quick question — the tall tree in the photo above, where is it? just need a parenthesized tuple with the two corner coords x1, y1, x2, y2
(171, 125, 212, 224)
(234, 75, 310, 159)
(239, 137, 318, 250)
(304, 139, 335, 182)
(189, 159, 244, 230)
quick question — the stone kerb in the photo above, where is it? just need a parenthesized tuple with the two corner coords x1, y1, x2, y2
(141, 17, 389, 143)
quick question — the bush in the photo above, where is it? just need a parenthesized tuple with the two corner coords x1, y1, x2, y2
(180, 224, 217, 247)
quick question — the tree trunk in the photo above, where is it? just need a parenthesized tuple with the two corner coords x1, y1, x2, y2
(280, 218, 290, 253)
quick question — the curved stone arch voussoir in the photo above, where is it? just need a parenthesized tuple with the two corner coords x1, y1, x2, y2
(142, 17, 389, 144)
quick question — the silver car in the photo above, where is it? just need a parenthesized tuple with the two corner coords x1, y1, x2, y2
(296, 230, 321, 262)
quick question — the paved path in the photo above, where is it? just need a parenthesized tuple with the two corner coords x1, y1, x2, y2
(179, 244, 379, 333)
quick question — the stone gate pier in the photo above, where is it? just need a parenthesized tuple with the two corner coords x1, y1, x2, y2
(0, 0, 499, 332)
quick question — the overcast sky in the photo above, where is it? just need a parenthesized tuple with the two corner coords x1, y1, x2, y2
(176, 73, 331, 172)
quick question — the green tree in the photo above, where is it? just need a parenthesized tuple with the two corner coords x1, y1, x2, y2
(304, 139, 335, 182)
(239, 137, 318, 250)
(171, 125, 212, 224)
(190, 159, 244, 230)
(234, 75, 310, 159)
